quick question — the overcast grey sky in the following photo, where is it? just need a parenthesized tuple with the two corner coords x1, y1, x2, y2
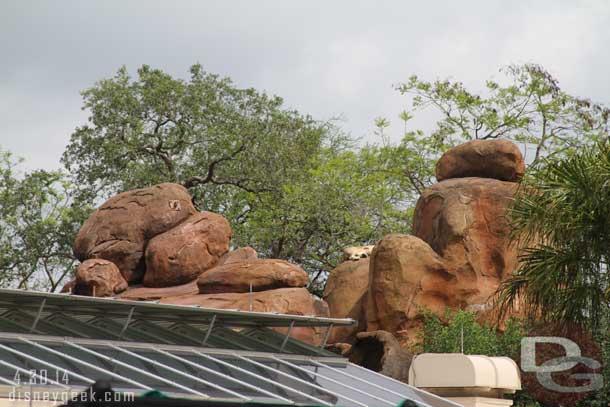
(1, 0, 609, 170)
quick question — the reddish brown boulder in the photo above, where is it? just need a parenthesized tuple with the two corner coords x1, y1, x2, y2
(144, 212, 231, 288)
(116, 280, 199, 301)
(197, 259, 308, 294)
(413, 177, 518, 307)
(366, 234, 457, 338)
(325, 343, 352, 356)
(161, 287, 330, 344)
(347, 331, 413, 382)
(217, 247, 258, 266)
(436, 139, 525, 182)
(323, 258, 369, 343)
(73, 183, 196, 283)
(73, 259, 128, 297)
(60, 279, 75, 294)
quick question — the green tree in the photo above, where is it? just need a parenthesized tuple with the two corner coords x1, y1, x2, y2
(0, 149, 88, 291)
(240, 142, 414, 294)
(62, 65, 425, 289)
(62, 64, 326, 209)
(498, 142, 610, 330)
(397, 64, 609, 166)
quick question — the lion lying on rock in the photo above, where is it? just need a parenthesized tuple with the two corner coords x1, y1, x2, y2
(343, 245, 375, 261)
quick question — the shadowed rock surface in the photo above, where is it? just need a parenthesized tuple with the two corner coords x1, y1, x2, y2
(366, 234, 456, 338)
(73, 183, 196, 283)
(435, 139, 525, 182)
(347, 330, 412, 382)
(144, 211, 231, 287)
(73, 259, 128, 297)
(323, 258, 369, 343)
(413, 177, 518, 307)
(197, 259, 308, 294)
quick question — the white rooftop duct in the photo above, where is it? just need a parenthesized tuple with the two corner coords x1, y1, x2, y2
(409, 353, 522, 407)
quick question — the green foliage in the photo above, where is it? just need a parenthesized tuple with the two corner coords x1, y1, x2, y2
(240, 142, 416, 294)
(420, 309, 524, 358)
(397, 64, 609, 165)
(62, 64, 326, 203)
(0, 149, 89, 290)
(61, 64, 435, 290)
(498, 142, 610, 329)
(420, 310, 542, 407)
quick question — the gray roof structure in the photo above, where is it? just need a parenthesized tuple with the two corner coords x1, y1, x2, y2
(0, 289, 460, 407)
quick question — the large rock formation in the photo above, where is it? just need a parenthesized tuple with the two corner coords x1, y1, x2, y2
(333, 139, 524, 348)
(197, 259, 308, 294)
(160, 287, 329, 344)
(144, 211, 231, 287)
(72, 259, 128, 297)
(66, 138, 525, 355)
(323, 258, 369, 343)
(366, 234, 457, 336)
(73, 183, 196, 283)
(435, 139, 525, 182)
(413, 177, 518, 306)
(68, 183, 329, 346)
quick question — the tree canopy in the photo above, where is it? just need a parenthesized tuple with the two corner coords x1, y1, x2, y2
(0, 150, 88, 290)
(397, 64, 610, 165)
(499, 142, 610, 329)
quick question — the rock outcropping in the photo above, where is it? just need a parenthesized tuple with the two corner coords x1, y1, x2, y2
(326, 139, 523, 346)
(71, 259, 128, 297)
(73, 183, 197, 283)
(66, 182, 329, 345)
(323, 258, 369, 343)
(198, 259, 309, 294)
(65, 138, 524, 353)
(144, 211, 231, 287)
(435, 139, 525, 182)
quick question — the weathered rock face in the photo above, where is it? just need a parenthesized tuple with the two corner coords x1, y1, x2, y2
(197, 259, 308, 294)
(413, 177, 518, 306)
(73, 259, 128, 297)
(116, 280, 199, 301)
(323, 258, 369, 343)
(73, 183, 196, 283)
(366, 234, 457, 336)
(160, 287, 329, 344)
(144, 211, 231, 288)
(347, 331, 412, 382)
(69, 183, 330, 346)
(217, 247, 258, 266)
(436, 139, 525, 182)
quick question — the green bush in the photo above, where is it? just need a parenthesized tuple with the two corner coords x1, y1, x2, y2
(418, 309, 542, 407)
(420, 309, 524, 358)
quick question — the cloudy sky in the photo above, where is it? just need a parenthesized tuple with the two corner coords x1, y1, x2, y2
(1, 0, 609, 170)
